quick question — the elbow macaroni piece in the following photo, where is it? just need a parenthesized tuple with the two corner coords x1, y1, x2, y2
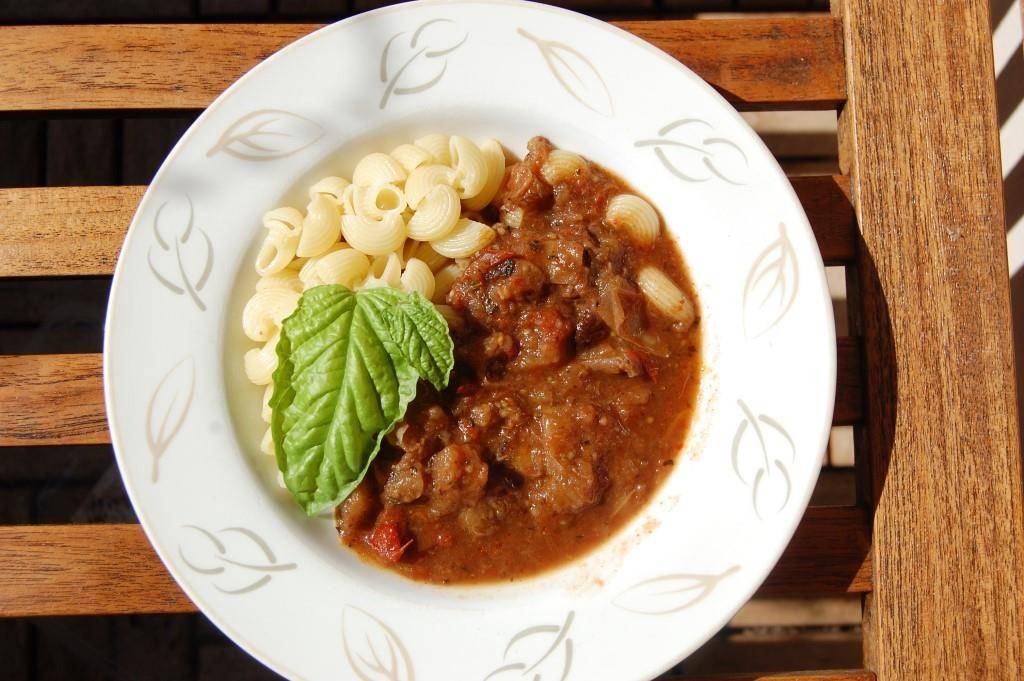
(242, 288, 301, 342)
(260, 427, 275, 456)
(405, 164, 455, 210)
(255, 268, 303, 294)
(352, 183, 407, 219)
(432, 259, 467, 302)
(636, 266, 695, 327)
(244, 331, 280, 385)
(361, 252, 403, 289)
(297, 194, 342, 257)
(261, 383, 274, 423)
(255, 207, 304, 276)
(407, 184, 461, 241)
(315, 247, 370, 288)
(449, 135, 488, 199)
(404, 240, 449, 273)
(400, 258, 436, 299)
(462, 138, 506, 210)
(605, 194, 660, 247)
(540, 149, 587, 185)
(308, 176, 351, 203)
(414, 133, 451, 165)
(430, 218, 496, 258)
(341, 212, 407, 256)
(352, 152, 407, 186)
(390, 144, 434, 173)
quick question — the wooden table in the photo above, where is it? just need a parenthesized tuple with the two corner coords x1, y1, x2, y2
(0, 1, 1021, 679)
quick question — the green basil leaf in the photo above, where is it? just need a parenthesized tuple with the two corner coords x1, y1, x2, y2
(269, 285, 453, 516)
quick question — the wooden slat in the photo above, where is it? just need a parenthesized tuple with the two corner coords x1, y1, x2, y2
(0, 340, 864, 447)
(663, 672, 875, 681)
(0, 507, 869, 617)
(0, 176, 855, 279)
(0, 18, 843, 113)
(834, 0, 1024, 679)
(0, 354, 106, 447)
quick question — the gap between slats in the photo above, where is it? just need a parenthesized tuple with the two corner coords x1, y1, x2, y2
(0, 176, 856, 278)
(0, 342, 864, 447)
(0, 506, 870, 617)
(0, 18, 844, 114)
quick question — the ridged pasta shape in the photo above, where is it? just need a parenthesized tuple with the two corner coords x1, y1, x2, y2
(242, 288, 301, 342)
(352, 183, 407, 219)
(315, 248, 370, 288)
(605, 194, 660, 247)
(405, 240, 448, 272)
(361, 252, 403, 289)
(297, 194, 342, 257)
(430, 218, 496, 258)
(636, 266, 696, 328)
(390, 144, 434, 173)
(308, 175, 351, 202)
(540, 149, 588, 185)
(244, 331, 280, 385)
(400, 258, 436, 299)
(255, 230, 299, 277)
(407, 184, 461, 241)
(260, 427, 275, 456)
(263, 206, 303, 238)
(341, 212, 407, 256)
(449, 135, 488, 199)
(352, 152, 407, 186)
(405, 164, 455, 209)
(414, 133, 451, 165)
(255, 268, 303, 294)
(261, 383, 274, 423)
(462, 138, 506, 211)
(432, 260, 467, 302)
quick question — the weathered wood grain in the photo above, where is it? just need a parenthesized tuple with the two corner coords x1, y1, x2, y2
(0, 354, 107, 446)
(0, 176, 855, 279)
(0, 18, 843, 113)
(0, 507, 870, 617)
(834, 0, 1024, 679)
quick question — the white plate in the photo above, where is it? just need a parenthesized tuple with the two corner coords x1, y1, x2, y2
(104, 1, 835, 678)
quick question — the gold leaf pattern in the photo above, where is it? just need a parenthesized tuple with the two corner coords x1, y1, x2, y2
(731, 399, 797, 519)
(379, 19, 468, 109)
(207, 109, 324, 161)
(742, 222, 799, 339)
(613, 565, 740, 615)
(517, 28, 614, 117)
(636, 118, 749, 185)
(146, 356, 195, 483)
(342, 606, 415, 681)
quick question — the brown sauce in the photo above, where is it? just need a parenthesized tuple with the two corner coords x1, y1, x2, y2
(335, 137, 701, 583)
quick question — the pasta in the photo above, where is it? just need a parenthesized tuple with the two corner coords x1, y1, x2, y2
(260, 427, 275, 456)
(414, 133, 451, 165)
(432, 260, 467, 302)
(405, 240, 448, 272)
(636, 266, 696, 328)
(449, 135, 489, 199)
(242, 288, 301, 342)
(297, 194, 342, 257)
(255, 207, 303, 276)
(605, 194, 660, 247)
(298, 243, 347, 289)
(361, 252, 403, 289)
(255, 268, 303, 294)
(352, 152, 407, 186)
(316, 248, 370, 288)
(352, 183, 407, 219)
(261, 383, 274, 423)
(405, 164, 455, 210)
(308, 176, 351, 203)
(430, 218, 496, 258)
(540, 149, 587, 185)
(406, 184, 461, 241)
(244, 331, 280, 385)
(462, 138, 506, 211)
(400, 258, 436, 299)
(390, 144, 434, 173)
(341, 212, 407, 256)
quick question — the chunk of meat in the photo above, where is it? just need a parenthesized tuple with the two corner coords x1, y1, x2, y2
(427, 444, 489, 517)
(540, 238, 590, 296)
(367, 508, 412, 563)
(449, 253, 548, 331)
(573, 301, 608, 348)
(597, 274, 646, 342)
(335, 481, 378, 538)
(513, 304, 573, 369)
(457, 496, 514, 538)
(576, 341, 643, 377)
(498, 163, 552, 210)
(525, 405, 608, 517)
(382, 453, 426, 505)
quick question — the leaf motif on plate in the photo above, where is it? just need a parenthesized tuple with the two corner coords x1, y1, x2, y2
(517, 28, 614, 117)
(379, 18, 468, 109)
(731, 399, 797, 520)
(613, 565, 740, 615)
(742, 222, 799, 339)
(342, 606, 415, 681)
(206, 109, 324, 161)
(147, 195, 214, 311)
(178, 525, 296, 594)
(146, 356, 195, 483)
(483, 611, 574, 681)
(635, 118, 749, 185)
